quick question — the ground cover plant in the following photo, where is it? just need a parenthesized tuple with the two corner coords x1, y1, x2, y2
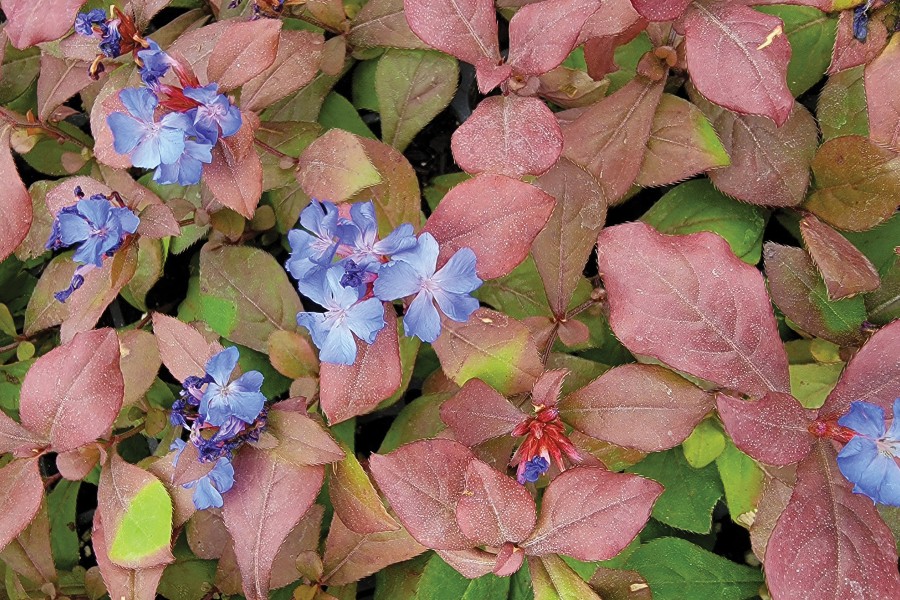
(0, 0, 898, 598)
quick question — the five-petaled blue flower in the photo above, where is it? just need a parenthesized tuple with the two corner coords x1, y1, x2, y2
(108, 88, 191, 170)
(341, 201, 417, 269)
(521, 456, 550, 483)
(374, 232, 481, 343)
(296, 266, 386, 365)
(199, 347, 267, 427)
(836, 399, 900, 506)
(171, 439, 235, 510)
(286, 200, 345, 298)
(154, 138, 213, 186)
(45, 195, 140, 268)
(183, 84, 243, 145)
(137, 40, 172, 89)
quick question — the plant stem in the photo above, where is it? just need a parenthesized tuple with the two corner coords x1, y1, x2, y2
(254, 138, 297, 163)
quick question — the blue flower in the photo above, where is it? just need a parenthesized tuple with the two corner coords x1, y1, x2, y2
(153, 139, 213, 186)
(108, 88, 191, 170)
(171, 439, 235, 510)
(137, 39, 172, 89)
(183, 84, 242, 145)
(74, 9, 107, 37)
(97, 19, 123, 58)
(521, 456, 550, 483)
(341, 201, 417, 268)
(836, 399, 900, 506)
(287, 200, 347, 298)
(199, 347, 266, 427)
(373, 233, 481, 343)
(296, 266, 386, 365)
(45, 194, 140, 268)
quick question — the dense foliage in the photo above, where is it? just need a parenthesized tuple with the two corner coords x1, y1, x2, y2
(0, 0, 898, 599)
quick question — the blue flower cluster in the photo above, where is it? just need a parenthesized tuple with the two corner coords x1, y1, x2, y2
(104, 37, 241, 186)
(836, 399, 900, 506)
(74, 9, 123, 59)
(170, 347, 268, 510)
(45, 187, 140, 302)
(286, 200, 482, 365)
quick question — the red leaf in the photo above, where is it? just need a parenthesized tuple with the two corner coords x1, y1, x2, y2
(561, 75, 664, 203)
(749, 474, 793, 563)
(440, 379, 527, 446)
(521, 467, 662, 560)
(506, 0, 601, 76)
(91, 67, 138, 170)
(330, 448, 399, 535)
(683, 1, 793, 125)
(136, 204, 180, 239)
(456, 459, 536, 546)
(820, 320, 900, 417)
(348, 0, 429, 50)
(800, 214, 880, 300)
(270, 504, 325, 589)
(36, 55, 98, 122)
(630, 0, 690, 20)
(241, 30, 324, 112)
(296, 128, 382, 202)
(559, 364, 714, 452)
(0, 412, 42, 457)
(829, 9, 888, 75)
(531, 369, 568, 407)
(369, 439, 476, 550)
(0, 0, 86, 49)
(19, 328, 124, 453)
(597, 222, 790, 397)
(267, 406, 345, 466)
(0, 125, 32, 263)
(151, 313, 222, 383)
(716, 392, 814, 466)
(207, 19, 282, 91)
(204, 111, 263, 219)
(437, 548, 497, 578)
(493, 542, 525, 576)
(532, 158, 607, 316)
(322, 513, 426, 586)
(56, 444, 101, 481)
(0, 458, 43, 552)
(423, 174, 556, 280)
(765, 440, 900, 599)
(319, 306, 401, 424)
(865, 34, 900, 150)
(91, 513, 165, 600)
(1, 499, 56, 586)
(451, 96, 562, 178)
(222, 448, 324, 600)
(402, 0, 501, 76)
(690, 89, 818, 207)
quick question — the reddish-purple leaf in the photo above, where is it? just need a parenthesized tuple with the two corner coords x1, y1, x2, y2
(532, 158, 606, 316)
(432, 308, 545, 395)
(559, 364, 714, 452)
(690, 89, 818, 207)
(355, 137, 424, 236)
(800, 214, 880, 300)
(749, 474, 793, 563)
(1, 0, 85, 49)
(330, 447, 399, 535)
(267, 406, 345, 466)
(865, 34, 900, 149)
(561, 75, 664, 203)
(506, 0, 601, 76)
(296, 129, 382, 202)
(765, 440, 900, 599)
(90, 67, 139, 170)
(716, 392, 814, 466)
(36, 55, 98, 122)
(56, 444, 101, 481)
(240, 30, 324, 112)
(451, 96, 562, 178)
(118, 330, 159, 406)
(820, 320, 900, 417)
(683, 1, 793, 125)
(829, 8, 889, 74)
(19, 328, 124, 453)
(322, 513, 426, 586)
(423, 174, 555, 280)
(440, 379, 526, 446)
(493, 542, 525, 577)
(269, 504, 325, 589)
(402, 0, 501, 76)
(91, 513, 166, 600)
(348, 0, 429, 49)
(203, 112, 263, 219)
(319, 306, 401, 424)
(147, 449, 198, 528)
(0, 459, 43, 552)
(222, 448, 324, 600)
(207, 19, 281, 91)
(521, 467, 662, 560)
(531, 369, 568, 408)
(456, 459, 536, 546)
(369, 439, 476, 550)
(0, 125, 32, 263)
(438, 548, 497, 579)
(598, 222, 790, 397)
(580, 0, 646, 80)
(151, 313, 222, 383)
(0, 500, 55, 586)
(764, 243, 866, 346)
(630, 0, 690, 20)
(0, 412, 42, 457)
(136, 204, 180, 239)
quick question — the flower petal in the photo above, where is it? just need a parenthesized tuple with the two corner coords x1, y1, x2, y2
(404, 290, 441, 343)
(433, 247, 481, 294)
(345, 297, 386, 344)
(839, 401, 886, 439)
(205, 346, 239, 386)
(373, 260, 422, 301)
(392, 232, 439, 277)
(319, 323, 358, 365)
(433, 289, 479, 323)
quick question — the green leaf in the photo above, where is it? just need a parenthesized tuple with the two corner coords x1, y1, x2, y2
(715, 442, 764, 526)
(866, 257, 900, 325)
(756, 6, 837, 97)
(818, 66, 869, 141)
(48, 480, 80, 571)
(236, 343, 292, 398)
(352, 58, 380, 112)
(843, 212, 900, 274)
(379, 393, 450, 453)
(0, 303, 15, 337)
(375, 554, 430, 600)
(0, 359, 34, 415)
(641, 180, 766, 264)
(107, 478, 173, 565)
(475, 256, 553, 320)
(627, 448, 723, 533)
(22, 122, 93, 177)
(607, 33, 652, 93)
(158, 535, 217, 600)
(423, 172, 471, 212)
(376, 49, 458, 151)
(789, 362, 844, 409)
(528, 555, 601, 600)
(318, 92, 377, 140)
(625, 537, 763, 600)
(415, 554, 510, 600)
(682, 419, 726, 469)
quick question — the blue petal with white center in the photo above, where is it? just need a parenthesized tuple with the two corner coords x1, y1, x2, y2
(199, 347, 266, 427)
(836, 399, 900, 506)
(108, 88, 189, 169)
